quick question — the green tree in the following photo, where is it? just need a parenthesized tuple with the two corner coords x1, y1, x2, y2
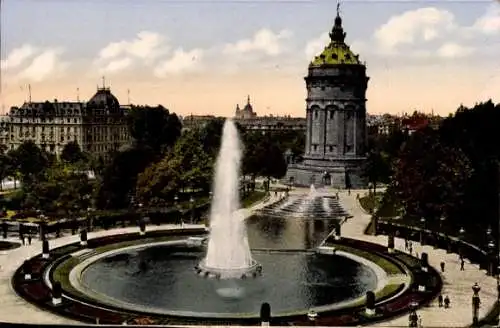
(96, 146, 155, 209)
(390, 127, 472, 220)
(127, 105, 182, 154)
(363, 150, 390, 194)
(255, 134, 288, 181)
(61, 141, 86, 164)
(136, 130, 213, 205)
(11, 141, 49, 184)
(26, 163, 93, 213)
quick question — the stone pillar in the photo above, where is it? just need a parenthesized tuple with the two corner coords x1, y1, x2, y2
(42, 240, 50, 259)
(307, 310, 318, 326)
(417, 270, 426, 292)
(52, 281, 62, 305)
(23, 260, 32, 280)
(387, 234, 395, 253)
(333, 221, 341, 240)
(371, 215, 378, 236)
(365, 291, 376, 316)
(260, 302, 271, 327)
(139, 220, 146, 236)
(2, 221, 8, 239)
(420, 252, 429, 272)
(80, 229, 88, 247)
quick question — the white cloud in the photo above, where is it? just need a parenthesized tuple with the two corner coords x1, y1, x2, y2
(154, 48, 204, 77)
(305, 32, 329, 60)
(472, 3, 500, 35)
(1, 44, 37, 70)
(223, 29, 293, 56)
(98, 31, 166, 61)
(99, 57, 133, 74)
(437, 42, 475, 58)
(95, 31, 168, 73)
(17, 48, 68, 82)
(374, 7, 456, 53)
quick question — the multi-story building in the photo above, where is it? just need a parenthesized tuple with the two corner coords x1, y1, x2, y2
(3, 86, 131, 159)
(285, 6, 369, 188)
(180, 96, 307, 133)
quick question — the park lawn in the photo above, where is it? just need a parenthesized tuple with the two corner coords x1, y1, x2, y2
(359, 193, 400, 218)
(324, 243, 404, 275)
(241, 191, 266, 208)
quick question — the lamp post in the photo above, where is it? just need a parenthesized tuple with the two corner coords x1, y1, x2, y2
(487, 240, 495, 276)
(190, 197, 195, 224)
(408, 301, 418, 327)
(472, 282, 481, 326)
(420, 217, 426, 245)
(138, 203, 143, 226)
(307, 310, 318, 326)
(459, 227, 465, 258)
(371, 205, 378, 236)
(209, 191, 213, 202)
(86, 207, 94, 232)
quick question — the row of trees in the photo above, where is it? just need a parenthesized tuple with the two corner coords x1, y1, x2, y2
(0, 104, 304, 215)
(91, 111, 302, 209)
(369, 100, 500, 234)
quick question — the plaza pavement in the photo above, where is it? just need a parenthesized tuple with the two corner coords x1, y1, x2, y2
(336, 189, 498, 328)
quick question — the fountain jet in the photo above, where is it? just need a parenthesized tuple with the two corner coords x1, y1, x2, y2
(198, 119, 259, 279)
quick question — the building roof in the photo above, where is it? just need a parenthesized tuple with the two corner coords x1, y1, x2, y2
(310, 5, 362, 67)
(242, 95, 253, 112)
(88, 87, 120, 109)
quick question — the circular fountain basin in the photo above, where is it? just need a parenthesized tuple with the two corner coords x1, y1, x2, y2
(197, 258, 262, 279)
(72, 242, 378, 318)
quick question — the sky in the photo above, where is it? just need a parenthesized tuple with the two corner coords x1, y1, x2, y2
(1, 0, 499, 117)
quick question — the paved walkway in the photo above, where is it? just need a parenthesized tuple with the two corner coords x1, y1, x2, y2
(0, 194, 281, 325)
(338, 189, 498, 328)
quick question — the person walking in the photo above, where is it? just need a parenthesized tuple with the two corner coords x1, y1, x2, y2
(460, 258, 465, 271)
(440, 261, 445, 272)
(444, 295, 450, 308)
(28, 234, 32, 245)
(438, 294, 443, 307)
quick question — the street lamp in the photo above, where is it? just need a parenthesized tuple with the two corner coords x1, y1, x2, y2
(459, 227, 465, 258)
(439, 216, 446, 230)
(190, 197, 195, 224)
(472, 282, 481, 326)
(408, 301, 419, 327)
(487, 240, 496, 276)
(420, 217, 426, 245)
(86, 207, 94, 232)
(209, 191, 213, 202)
(174, 195, 179, 207)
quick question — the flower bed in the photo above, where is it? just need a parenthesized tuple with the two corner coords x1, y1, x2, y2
(0, 240, 20, 250)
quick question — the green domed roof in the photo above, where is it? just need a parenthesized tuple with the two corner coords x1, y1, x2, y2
(311, 43, 360, 66)
(310, 7, 362, 67)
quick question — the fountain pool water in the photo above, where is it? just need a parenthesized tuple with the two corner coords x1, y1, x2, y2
(198, 119, 259, 279)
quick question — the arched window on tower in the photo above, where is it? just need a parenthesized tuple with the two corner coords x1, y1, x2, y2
(330, 111, 334, 119)
(314, 110, 318, 119)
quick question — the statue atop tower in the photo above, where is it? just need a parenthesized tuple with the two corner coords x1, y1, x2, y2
(285, 4, 369, 189)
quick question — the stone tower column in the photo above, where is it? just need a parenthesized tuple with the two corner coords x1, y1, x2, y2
(285, 4, 369, 188)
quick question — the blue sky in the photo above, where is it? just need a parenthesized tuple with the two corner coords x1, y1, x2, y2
(1, 0, 499, 116)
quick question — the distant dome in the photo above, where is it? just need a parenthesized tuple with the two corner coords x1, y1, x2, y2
(243, 95, 253, 112)
(88, 87, 120, 109)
